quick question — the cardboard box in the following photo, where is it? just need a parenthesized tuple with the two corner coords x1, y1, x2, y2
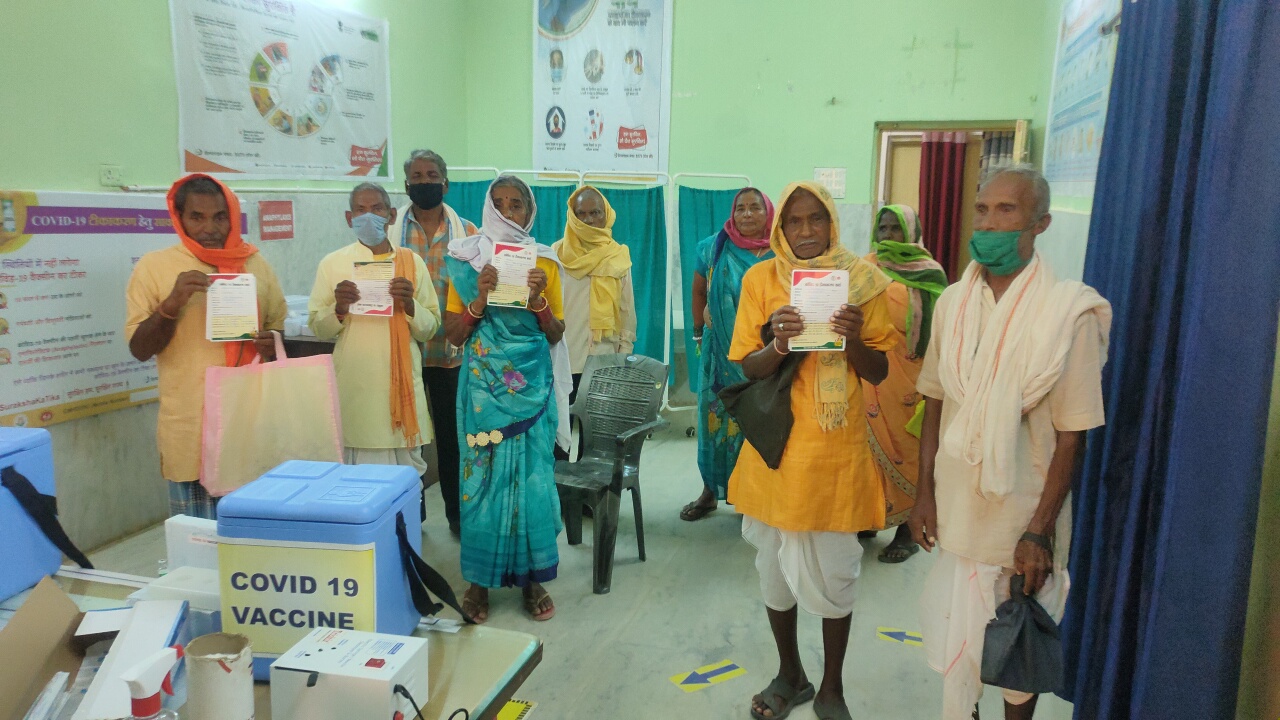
(0, 578, 188, 720)
(270, 628, 428, 720)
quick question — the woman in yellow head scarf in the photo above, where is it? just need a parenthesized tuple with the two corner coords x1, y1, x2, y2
(727, 182, 895, 720)
(552, 186, 637, 456)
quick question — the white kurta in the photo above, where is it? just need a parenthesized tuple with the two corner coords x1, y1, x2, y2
(308, 243, 441, 449)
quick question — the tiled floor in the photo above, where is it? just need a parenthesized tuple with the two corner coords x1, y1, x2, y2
(89, 426, 1073, 720)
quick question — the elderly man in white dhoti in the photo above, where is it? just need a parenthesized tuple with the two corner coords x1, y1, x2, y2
(910, 166, 1112, 720)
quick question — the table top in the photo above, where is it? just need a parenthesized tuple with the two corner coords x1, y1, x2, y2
(3, 570, 541, 720)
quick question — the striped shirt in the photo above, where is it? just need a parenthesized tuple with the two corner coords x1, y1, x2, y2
(402, 210, 477, 368)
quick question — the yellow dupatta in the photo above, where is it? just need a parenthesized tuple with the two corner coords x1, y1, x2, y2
(770, 181, 892, 431)
(554, 186, 632, 342)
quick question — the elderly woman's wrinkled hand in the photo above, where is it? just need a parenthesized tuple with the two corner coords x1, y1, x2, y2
(769, 306, 805, 341)
(831, 304, 864, 340)
(527, 267, 549, 305)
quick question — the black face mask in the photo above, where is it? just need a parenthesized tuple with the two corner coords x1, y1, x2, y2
(406, 182, 444, 210)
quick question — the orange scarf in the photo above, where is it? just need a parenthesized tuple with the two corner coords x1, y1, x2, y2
(389, 248, 421, 445)
(165, 174, 260, 368)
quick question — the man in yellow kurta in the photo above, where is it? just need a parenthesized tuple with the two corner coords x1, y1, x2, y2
(126, 174, 287, 520)
(308, 183, 441, 477)
(728, 182, 895, 720)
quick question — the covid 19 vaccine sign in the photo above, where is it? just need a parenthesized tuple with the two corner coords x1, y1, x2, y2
(219, 537, 377, 656)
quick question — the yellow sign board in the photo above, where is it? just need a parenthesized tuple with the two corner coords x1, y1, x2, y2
(219, 538, 377, 656)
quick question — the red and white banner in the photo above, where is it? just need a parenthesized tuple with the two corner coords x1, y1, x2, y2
(257, 200, 294, 241)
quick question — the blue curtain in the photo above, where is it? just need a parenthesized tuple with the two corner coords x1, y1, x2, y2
(676, 186, 742, 395)
(1062, 3, 1280, 719)
(598, 186, 667, 363)
(445, 180, 489, 229)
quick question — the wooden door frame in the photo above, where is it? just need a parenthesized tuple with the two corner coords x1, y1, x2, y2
(871, 120, 1030, 206)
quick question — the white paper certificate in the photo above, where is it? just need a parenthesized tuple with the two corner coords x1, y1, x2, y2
(206, 274, 259, 342)
(789, 269, 848, 352)
(351, 260, 395, 316)
(488, 242, 537, 308)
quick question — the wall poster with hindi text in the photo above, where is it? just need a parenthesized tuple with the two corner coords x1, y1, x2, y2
(170, 0, 393, 180)
(0, 192, 242, 428)
(533, 0, 673, 174)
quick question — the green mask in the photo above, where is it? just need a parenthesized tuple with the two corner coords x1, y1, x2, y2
(968, 230, 1031, 276)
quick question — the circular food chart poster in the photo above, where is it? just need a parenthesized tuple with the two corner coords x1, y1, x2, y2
(247, 42, 339, 139)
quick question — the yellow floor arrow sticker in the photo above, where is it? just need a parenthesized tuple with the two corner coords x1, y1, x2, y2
(497, 698, 536, 719)
(877, 627, 924, 646)
(669, 659, 747, 693)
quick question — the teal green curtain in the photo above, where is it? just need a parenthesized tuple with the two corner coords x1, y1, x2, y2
(677, 186, 741, 394)
(528, 184, 576, 247)
(445, 180, 489, 229)
(597, 186, 668, 364)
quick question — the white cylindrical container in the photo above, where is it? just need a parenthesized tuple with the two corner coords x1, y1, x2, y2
(185, 633, 255, 720)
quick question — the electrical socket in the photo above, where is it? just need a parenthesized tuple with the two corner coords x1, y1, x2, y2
(99, 165, 124, 187)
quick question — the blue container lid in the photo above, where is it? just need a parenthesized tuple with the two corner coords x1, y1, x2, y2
(217, 460, 419, 526)
(0, 427, 51, 459)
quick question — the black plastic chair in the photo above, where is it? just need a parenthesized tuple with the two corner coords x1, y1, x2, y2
(555, 353, 668, 594)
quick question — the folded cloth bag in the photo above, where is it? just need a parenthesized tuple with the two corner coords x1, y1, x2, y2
(201, 331, 343, 496)
(718, 351, 802, 470)
(980, 574, 1064, 695)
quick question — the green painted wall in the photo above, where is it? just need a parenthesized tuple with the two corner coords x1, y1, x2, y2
(464, 0, 1060, 199)
(0, 0, 470, 192)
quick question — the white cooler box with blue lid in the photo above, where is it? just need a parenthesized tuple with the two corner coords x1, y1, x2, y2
(216, 460, 423, 680)
(0, 427, 62, 600)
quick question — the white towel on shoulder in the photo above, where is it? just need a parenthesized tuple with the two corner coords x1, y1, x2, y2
(937, 253, 1111, 498)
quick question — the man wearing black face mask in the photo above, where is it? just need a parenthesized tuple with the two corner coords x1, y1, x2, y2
(388, 149, 478, 538)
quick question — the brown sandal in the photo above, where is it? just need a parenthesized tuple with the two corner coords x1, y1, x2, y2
(523, 585, 555, 621)
(462, 586, 489, 624)
(679, 501, 716, 521)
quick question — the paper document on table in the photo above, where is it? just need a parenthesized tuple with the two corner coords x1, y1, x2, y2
(488, 242, 537, 308)
(206, 274, 259, 342)
(351, 260, 395, 316)
(789, 269, 847, 352)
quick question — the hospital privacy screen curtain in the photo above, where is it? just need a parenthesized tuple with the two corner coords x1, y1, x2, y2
(1061, 2, 1280, 718)
(597, 186, 667, 363)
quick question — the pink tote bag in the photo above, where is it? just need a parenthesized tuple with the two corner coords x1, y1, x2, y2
(201, 331, 343, 497)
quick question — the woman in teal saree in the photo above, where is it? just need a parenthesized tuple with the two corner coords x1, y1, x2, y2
(444, 176, 567, 622)
(680, 188, 775, 521)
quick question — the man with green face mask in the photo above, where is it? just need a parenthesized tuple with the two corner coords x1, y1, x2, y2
(910, 166, 1112, 720)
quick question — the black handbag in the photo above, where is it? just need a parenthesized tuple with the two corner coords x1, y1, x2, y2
(718, 351, 802, 470)
(980, 574, 1063, 694)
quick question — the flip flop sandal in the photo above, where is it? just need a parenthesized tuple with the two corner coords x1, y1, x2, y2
(750, 677, 815, 720)
(679, 501, 716, 521)
(878, 540, 921, 564)
(813, 696, 853, 720)
(462, 588, 489, 624)
(524, 588, 555, 621)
